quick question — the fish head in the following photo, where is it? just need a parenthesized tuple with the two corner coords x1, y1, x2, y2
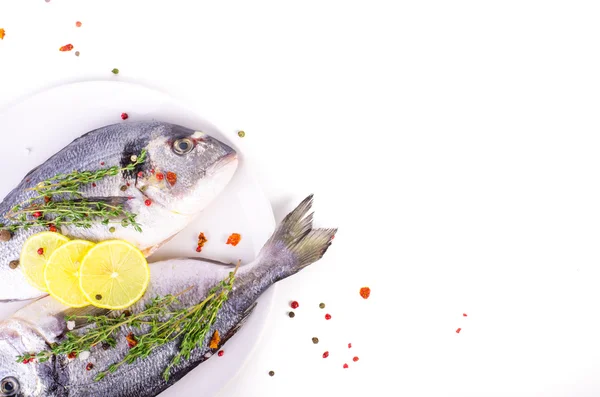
(0, 320, 57, 396)
(140, 124, 238, 216)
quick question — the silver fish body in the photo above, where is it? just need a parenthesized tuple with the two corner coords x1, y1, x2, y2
(0, 196, 336, 397)
(0, 121, 238, 302)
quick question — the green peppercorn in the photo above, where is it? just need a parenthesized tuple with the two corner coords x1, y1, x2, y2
(109, 227, 116, 233)
(312, 337, 319, 344)
(319, 303, 325, 309)
(121, 219, 129, 227)
(120, 185, 128, 191)
(237, 130, 245, 138)
(288, 311, 295, 318)
(111, 68, 119, 75)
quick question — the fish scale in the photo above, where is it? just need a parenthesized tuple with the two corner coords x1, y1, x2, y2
(0, 121, 238, 301)
(0, 195, 337, 397)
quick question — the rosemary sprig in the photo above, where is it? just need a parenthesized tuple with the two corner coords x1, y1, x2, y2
(17, 262, 239, 382)
(4, 150, 146, 232)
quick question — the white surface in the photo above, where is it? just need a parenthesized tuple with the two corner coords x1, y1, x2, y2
(0, 81, 276, 397)
(3, 1, 600, 396)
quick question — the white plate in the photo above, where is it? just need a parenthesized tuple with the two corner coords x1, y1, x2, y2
(0, 81, 276, 397)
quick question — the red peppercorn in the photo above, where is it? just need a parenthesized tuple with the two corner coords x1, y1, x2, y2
(325, 314, 331, 320)
(121, 113, 129, 120)
(348, 343, 352, 348)
(33, 211, 42, 218)
(145, 199, 152, 206)
(343, 363, 349, 369)
(322, 351, 329, 358)
(92, 183, 96, 187)
(360, 287, 371, 299)
(218, 350, 224, 357)
(37, 248, 44, 255)
(291, 301, 299, 309)
(49, 225, 57, 232)
(100, 162, 105, 166)
(156, 172, 164, 181)
(86, 363, 94, 371)
(76, 21, 82, 27)
(150, 169, 155, 174)
(353, 356, 359, 362)
(67, 352, 77, 359)
(456, 328, 462, 334)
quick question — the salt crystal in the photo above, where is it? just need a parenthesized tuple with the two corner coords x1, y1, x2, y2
(24, 148, 31, 155)
(66, 320, 75, 330)
(204, 352, 212, 358)
(79, 351, 90, 361)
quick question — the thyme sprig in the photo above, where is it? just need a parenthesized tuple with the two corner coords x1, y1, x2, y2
(17, 261, 239, 382)
(4, 150, 146, 232)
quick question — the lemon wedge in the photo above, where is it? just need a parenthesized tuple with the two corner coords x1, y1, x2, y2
(79, 240, 150, 309)
(20, 231, 70, 292)
(44, 240, 95, 308)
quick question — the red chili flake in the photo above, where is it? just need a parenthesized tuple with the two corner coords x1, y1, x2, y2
(150, 169, 155, 174)
(343, 363, 349, 369)
(218, 350, 224, 357)
(49, 225, 57, 233)
(291, 301, 299, 309)
(33, 211, 42, 218)
(137, 171, 143, 178)
(196, 232, 208, 252)
(348, 343, 352, 348)
(144, 199, 152, 206)
(59, 44, 74, 52)
(126, 333, 138, 348)
(353, 356, 359, 362)
(456, 328, 462, 334)
(360, 287, 371, 299)
(226, 233, 242, 246)
(92, 183, 96, 187)
(44, 196, 51, 203)
(209, 330, 220, 349)
(37, 248, 44, 255)
(156, 172, 164, 181)
(76, 21, 82, 27)
(322, 351, 329, 358)
(325, 314, 331, 320)
(26, 178, 31, 183)
(86, 363, 94, 371)
(22, 358, 33, 364)
(121, 113, 129, 120)
(0, 28, 5, 40)
(463, 313, 467, 317)
(67, 352, 77, 359)
(166, 171, 177, 186)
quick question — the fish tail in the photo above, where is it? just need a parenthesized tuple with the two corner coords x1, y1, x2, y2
(259, 194, 337, 278)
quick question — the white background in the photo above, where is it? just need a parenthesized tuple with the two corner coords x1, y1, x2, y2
(2, 1, 600, 396)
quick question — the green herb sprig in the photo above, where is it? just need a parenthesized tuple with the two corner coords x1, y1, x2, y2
(4, 150, 146, 232)
(17, 262, 238, 382)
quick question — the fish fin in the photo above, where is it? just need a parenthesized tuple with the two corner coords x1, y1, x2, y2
(185, 256, 237, 268)
(70, 196, 129, 206)
(59, 306, 111, 329)
(259, 194, 337, 277)
(211, 302, 258, 351)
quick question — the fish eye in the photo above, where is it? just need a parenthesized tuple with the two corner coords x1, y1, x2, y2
(173, 138, 194, 155)
(0, 377, 19, 396)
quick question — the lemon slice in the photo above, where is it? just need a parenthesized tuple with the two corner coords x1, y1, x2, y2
(20, 232, 70, 292)
(44, 240, 95, 308)
(79, 240, 150, 309)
